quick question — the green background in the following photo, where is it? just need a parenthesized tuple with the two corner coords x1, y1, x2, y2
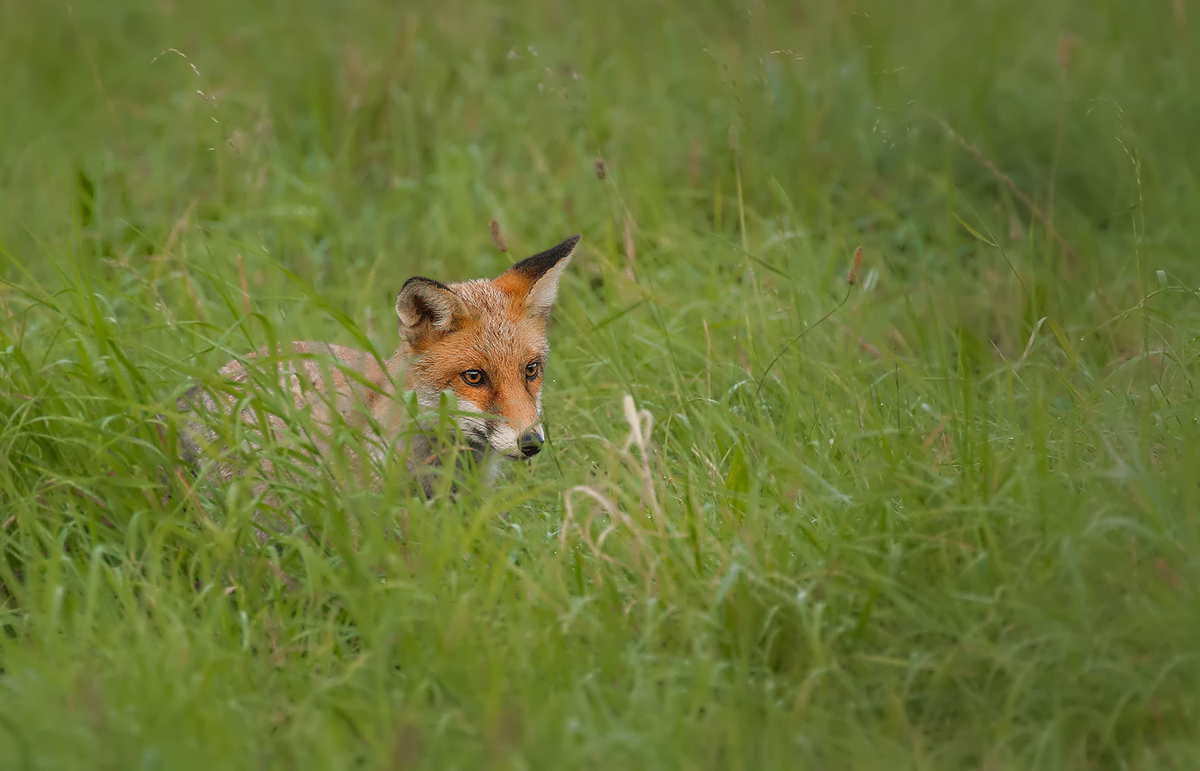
(1, 0, 1198, 768)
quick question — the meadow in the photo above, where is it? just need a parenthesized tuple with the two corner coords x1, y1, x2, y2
(1, 0, 1199, 767)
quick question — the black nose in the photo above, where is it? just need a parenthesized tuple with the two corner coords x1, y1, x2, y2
(518, 430, 543, 457)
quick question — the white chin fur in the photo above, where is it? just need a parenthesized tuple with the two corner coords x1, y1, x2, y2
(489, 424, 525, 460)
(445, 394, 539, 460)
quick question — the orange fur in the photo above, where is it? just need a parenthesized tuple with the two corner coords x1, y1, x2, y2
(175, 235, 580, 532)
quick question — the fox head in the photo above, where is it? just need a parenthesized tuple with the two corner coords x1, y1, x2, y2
(395, 234, 580, 461)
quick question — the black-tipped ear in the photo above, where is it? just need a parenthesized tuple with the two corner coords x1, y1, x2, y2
(395, 277, 466, 338)
(495, 234, 581, 319)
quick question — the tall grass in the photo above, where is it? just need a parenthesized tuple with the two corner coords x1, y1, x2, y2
(1, 0, 1198, 767)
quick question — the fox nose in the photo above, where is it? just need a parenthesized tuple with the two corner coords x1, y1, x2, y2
(518, 430, 543, 458)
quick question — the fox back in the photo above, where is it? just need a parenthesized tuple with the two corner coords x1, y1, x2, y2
(176, 234, 580, 507)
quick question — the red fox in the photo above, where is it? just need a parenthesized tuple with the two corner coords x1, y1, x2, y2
(175, 234, 580, 513)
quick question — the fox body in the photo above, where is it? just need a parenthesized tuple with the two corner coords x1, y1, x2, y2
(176, 234, 580, 506)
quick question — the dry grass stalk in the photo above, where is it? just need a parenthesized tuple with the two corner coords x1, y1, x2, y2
(1016, 317, 1048, 371)
(559, 393, 664, 588)
(621, 394, 660, 520)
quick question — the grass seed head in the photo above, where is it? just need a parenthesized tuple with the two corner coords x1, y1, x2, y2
(847, 246, 863, 286)
(489, 219, 507, 252)
(1057, 33, 1074, 72)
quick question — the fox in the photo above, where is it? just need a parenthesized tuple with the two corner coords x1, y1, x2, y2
(174, 234, 580, 526)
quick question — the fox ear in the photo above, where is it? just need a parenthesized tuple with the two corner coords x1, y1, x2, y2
(495, 234, 581, 320)
(395, 277, 466, 340)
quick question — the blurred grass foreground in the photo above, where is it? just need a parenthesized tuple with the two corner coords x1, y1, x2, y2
(2, 0, 1199, 768)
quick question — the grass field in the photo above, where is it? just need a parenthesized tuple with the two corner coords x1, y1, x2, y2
(2, 0, 1199, 767)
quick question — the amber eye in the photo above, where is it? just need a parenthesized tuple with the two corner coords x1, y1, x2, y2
(462, 369, 486, 386)
(525, 361, 541, 380)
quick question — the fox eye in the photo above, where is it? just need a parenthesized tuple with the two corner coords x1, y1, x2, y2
(525, 361, 541, 380)
(461, 369, 486, 386)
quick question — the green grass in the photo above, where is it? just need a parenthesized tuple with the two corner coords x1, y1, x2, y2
(2, 0, 1199, 767)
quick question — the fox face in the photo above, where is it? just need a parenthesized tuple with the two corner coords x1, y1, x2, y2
(395, 235, 579, 461)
